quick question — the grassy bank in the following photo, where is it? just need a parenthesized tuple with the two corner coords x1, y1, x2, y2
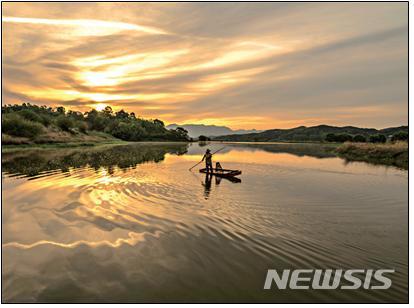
(335, 142, 408, 169)
(1, 130, 129, 151)
(1, 140, 128, 152)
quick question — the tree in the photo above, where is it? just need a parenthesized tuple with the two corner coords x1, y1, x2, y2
(56, 115, 75, 132)
(2, 114, 43, 138)
(154, 119, 164, 127)
(198, 135, 210, 141)
(115, 109, 129, 119)
(176, 127, 188, 136)
(325, 133, 336, 142)
(175, 127, 186, 134)
(103, 106, 113, 117)
(85, 109, 108, 131)
(168, 127, 190, 141)
(17, 109, 43, 123)
(67, 110, 84, 121)
(369, 134, 386, 143)
(2, 103, 192, 142)
(325, 133, 353, 143)
(111, 122, 145, 141)
(353, 135, 366, 142)
(391, 131, 408, 142)
(55, 106, 66, 114)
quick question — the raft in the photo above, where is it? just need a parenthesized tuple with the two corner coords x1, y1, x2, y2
(199, 168, 242, 178)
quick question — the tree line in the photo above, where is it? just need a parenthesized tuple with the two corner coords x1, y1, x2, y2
(2, 103, 190, 142)
(325, 132, 408, 143)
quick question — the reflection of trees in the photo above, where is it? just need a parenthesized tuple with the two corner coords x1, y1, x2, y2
(2, 143, 189, 177)
(220, 143, 337, 159)
(198, 141, 209, 147)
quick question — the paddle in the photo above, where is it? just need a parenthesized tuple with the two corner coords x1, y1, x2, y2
(189, 147, 226, 171)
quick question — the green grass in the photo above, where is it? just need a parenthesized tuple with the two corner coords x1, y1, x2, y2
(1, 137, 128, 152)
(335, 142, 408, 169)
(2, 129, 121, 146)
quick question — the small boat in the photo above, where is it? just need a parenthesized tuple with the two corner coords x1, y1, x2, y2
(199, 168, 242, 178)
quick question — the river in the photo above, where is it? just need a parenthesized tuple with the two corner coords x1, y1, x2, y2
(1, 142, 408, 302)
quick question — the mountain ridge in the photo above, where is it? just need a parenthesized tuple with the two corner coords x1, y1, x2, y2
(166, 123, 261, 138)
(212, 124, 408, 142)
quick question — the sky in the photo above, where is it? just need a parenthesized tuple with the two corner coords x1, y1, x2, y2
(2, 2, 408, 130)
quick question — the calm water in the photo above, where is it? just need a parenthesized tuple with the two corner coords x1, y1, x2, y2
(2, 142, 408, 303)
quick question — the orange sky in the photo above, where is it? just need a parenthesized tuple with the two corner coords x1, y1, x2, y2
(2, 2, 408, 129)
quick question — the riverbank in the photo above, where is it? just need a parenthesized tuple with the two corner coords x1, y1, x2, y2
(2, 130, 120, 145)
(1, 140, 129, 153)
(3, 138, 408, 170)
(335, 142, 408, 169)
(1, 139, 191, 153)
(1, 131, 127, 151)
(211, 140, 408, 169)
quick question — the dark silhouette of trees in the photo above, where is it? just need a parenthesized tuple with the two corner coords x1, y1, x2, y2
(353, 135, 366, 142)
(55, 106, 65, 114)
(326, 132, 389, 144)
(55, 115, 75, 132)
(2, 114, 44, 137)
(115, 109, 129, 119)
(154, 119, 164, 127)
(391, 131, 408, 142)
(369, 134, 387, 143)
(325, 133, 353, 143)
(198, 135, 210, 141)
(2, 103, 190, 142)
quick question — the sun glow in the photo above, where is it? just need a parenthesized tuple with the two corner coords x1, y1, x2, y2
(2, 16, 167, 36)
(94, 103, 107, 111)
(73, 50, 189, 87)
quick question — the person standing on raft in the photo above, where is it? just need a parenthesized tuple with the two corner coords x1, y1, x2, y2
(202, 149, 213, 173)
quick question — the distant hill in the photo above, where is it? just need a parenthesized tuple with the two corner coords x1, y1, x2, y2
(166, 124, 261, 138)
(213, 125, 408, 142)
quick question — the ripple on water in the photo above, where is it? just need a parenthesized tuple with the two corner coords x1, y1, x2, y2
(1, 143, 408, 302)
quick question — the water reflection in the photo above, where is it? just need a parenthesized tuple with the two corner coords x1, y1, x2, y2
(223, 142, 337, 158)
(2, 142, 189, 177)
(2, 142, 408, 303)
(202, 173, 213, 199)
(200, 173, 242, 199)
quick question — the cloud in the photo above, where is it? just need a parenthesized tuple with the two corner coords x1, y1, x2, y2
(3, 16, 168, 35)
(2, 2, 408, 129)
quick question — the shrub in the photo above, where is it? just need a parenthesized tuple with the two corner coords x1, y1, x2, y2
(76, 121, 88, 133)
(2, 114, 43, 138)
(55, 115, 75, 132)
(67, 111, 84, 121)
(369, 134, 386, 143)
(198, 135, 210, 141)
(111, 122, 134, 140)
(111, 122, 146, 141)
(3, 103, 190, 142)
(40, 115, 52, 127)
(55, 106, 66, 114)
(154, 119, 164, 127)
(353, 135, 366, 142)
(85, 111, 108, 131)
(17, 109, 43, 123)
(391, 131, 408, 142)
(325, 133, 353, 143)
(325, 133, 336, 142)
